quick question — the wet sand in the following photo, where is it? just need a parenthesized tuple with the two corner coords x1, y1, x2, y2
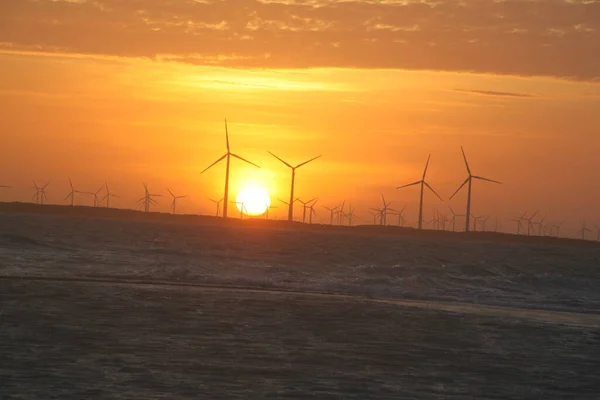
(2, 279, 599, 399)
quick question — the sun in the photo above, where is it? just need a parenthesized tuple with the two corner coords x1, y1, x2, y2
(236, 186, 271, 216)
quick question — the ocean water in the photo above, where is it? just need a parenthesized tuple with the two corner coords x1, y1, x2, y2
(1, 211, 599, 399)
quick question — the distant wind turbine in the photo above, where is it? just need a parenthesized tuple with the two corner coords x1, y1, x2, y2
(378, 194, 394, 226)
(346, 204, 356, 226)
(392, 205, 407, 226)
(268, 152, 321, 222)
(580, 221, 592, 240)
(295, 197, 316, 223)
(232, 201, 248, 219)
(137, 183, 160, 212)
(201, 119, 260, 219)
(87, 186, 104, 207)
(397, 154, 443, 230)
(33, 181, 50, 205)
(448, 205, 465, 232)
(449, 147, 501, 233)
(337, 201, 346, 225)
(167, 189, 187, 214)
(210, 198, 224, 217)
(323, 205, 339, 225)
(264, 202, 277, 219)
(65, 178, 83, 206)
(524, 211, 538, 236)
(102, 182, 118, 208)
(308, 199, 318, 224)
(511, 212, 527, 235)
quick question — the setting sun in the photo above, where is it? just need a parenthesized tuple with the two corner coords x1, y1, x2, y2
(236, 186, 271, 216)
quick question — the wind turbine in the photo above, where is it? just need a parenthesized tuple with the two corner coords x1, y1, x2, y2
(470, 214, 487, 232)
(555, 221, 564, 238)
(33, 181, 50, 205)
(102, 182, 118, 208)
(337, 201, 346, 225)
(511, 212, 527, 235)
(65, 178, 84, 206)
(137, 183, 160, 212)
(323, 205, 339, 225)
(295, 197, 316, 223)
(379, 194, 394, 226)
(449, 147, 501, 233)
(368, 209, 379, 225)
(232, 201, 248, 219)
(533, 216, 546, 236)
(392, 205, 407, 226)
(87, 186, 104, 207)
(580, 221, 592, 240)
(167, 189, 187, 214)
(210, 198, 224, 217)
(268, 152, 321, 222)
(448, 205, 465, 232)
(397, 155, 443, 230)
(524, 211, 538, 236)
(308, 199, 318, 224)
(346, 205, 356, 226)
(265, 202, 277, 219)
(201, 119, 260, 219)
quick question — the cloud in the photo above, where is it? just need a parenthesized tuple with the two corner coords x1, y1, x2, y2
(453, 89, 537, 98)
(1, 0, 600, 80)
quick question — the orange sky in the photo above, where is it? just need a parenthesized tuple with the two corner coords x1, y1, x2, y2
(1, 0, 600, 233)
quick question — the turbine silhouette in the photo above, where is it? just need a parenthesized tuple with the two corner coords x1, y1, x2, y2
(449, 147, 501, 233)
(167, 189, 187, 214)
(397, 155, 443, 230)
(268, 152, 321, 222)
(201, 119, 259, 219)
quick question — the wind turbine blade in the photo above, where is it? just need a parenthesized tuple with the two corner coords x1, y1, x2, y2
(225, 118, 230, 152)
(422, 154, 431, 180)
(461, 146, 471, 175)
(448, 204, 455, 215)
(167, 188, 175, 198)
(424, 182, 444, 201)
(449, 178, 470, 200)
(69, 177, 74, 190)
(473, 176, 502, 184)
(268, 151, 293, 168)
(201, 153, 228, 174)
(64, 193, 72, 201)
(231, 154, 260, 168)
(296, 155, 322, 169)
(396, 181, 421, 190)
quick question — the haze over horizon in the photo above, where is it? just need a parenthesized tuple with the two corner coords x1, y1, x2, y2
(2, 0, 600, 226)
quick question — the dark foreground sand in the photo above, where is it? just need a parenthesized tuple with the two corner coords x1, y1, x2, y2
(1, 279, 598, 399)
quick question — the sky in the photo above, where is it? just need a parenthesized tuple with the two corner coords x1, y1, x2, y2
(1, 0, 600, 233)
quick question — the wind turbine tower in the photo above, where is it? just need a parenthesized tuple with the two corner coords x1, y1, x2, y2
(449, 147, 501, 233)
(138, 183, 161, 212)
(268, 152, 321, 222)
(201, 119, 260, 219)
(102, 182, 118, 208)
(65, 178, 83, 206)
(397, 155, 443, 230)
(168, 189, 187, 214)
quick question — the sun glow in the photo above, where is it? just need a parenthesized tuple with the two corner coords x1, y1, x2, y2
(236, 186, 271, 216)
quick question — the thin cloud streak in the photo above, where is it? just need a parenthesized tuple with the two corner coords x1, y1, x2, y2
(453, 89, 538, 98)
